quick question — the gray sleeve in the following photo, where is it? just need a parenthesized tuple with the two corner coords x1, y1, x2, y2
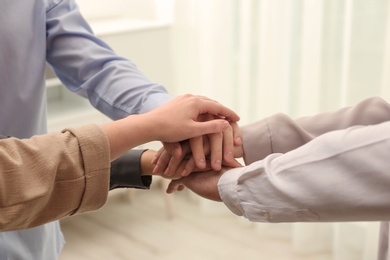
(110, 149, 152, 190)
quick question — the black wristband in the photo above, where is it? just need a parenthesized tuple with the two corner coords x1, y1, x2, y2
(109, 149, 152, 190)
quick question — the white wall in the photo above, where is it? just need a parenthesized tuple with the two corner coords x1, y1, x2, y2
(75, 0, 174, 22)
(76, 0, 158, 20)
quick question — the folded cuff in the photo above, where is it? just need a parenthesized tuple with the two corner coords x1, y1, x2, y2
(110, 149, 152, 190)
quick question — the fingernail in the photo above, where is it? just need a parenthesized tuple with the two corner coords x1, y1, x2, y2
(222, 121, 229, 130)
(153, 165, 159, 174)
(164, 167, 171, 176)
(181, 169, 187, 176)
(225, 151, 233, 161)
(215, 159, 221, 167)
(198, 159, 206, 168)
(235, 137, 242, 145)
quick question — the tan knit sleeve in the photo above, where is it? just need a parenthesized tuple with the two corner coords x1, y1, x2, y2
(0, 124, 110, 231)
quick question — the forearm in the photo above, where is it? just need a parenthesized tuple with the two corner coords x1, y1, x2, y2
(0, 94, 238, 230)
(46, 0, 171, 120)
(0, 124, 110, 231)
(140, 149, 158, 175)
(220, 121, 390, 222)
(242, 97, 390, 164)
(101, 114, 156, 160)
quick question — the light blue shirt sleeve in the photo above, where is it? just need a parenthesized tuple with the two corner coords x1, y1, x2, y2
(45, 0, 171, 119)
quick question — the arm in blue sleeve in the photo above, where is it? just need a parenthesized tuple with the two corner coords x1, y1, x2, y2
(45, 0, 171, 119)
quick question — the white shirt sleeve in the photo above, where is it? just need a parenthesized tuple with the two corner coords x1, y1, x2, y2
(219, 121, 390, 223)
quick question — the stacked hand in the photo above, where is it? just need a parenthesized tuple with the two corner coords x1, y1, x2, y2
(152, 119, 244, 174)
(152, 118, 243, 176)
(125, 94, 245, 200)
(148, 106, 245, 199)
(141, 94, 240, 142)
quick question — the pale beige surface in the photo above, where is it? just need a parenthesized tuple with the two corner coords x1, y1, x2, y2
(59, 183, 331, 260)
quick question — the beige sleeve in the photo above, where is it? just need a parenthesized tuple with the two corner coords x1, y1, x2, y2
(241, 97, 390, 164)
(0, 124, 110, 231)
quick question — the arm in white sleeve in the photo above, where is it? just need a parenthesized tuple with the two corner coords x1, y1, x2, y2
(241, 97, 390, 164)
(219, 121, 390, 222)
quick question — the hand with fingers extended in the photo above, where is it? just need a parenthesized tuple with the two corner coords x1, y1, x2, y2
(151, 119, 244, 178)
(141, 94, 240, 142)
(141, 149, 210, 180)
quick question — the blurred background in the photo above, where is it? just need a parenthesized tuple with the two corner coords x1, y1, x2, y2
(48, 0, 390, 259)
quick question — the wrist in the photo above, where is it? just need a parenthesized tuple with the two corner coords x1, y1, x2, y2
(102, 115, 153, 160)
(140, 149, 158, 176)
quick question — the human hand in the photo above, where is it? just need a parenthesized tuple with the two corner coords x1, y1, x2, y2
(141, 149, 212, 180)
(142, 94, 240, 143)
(102, 94, 239, 160)
(181, 115, 243, 172)
(166, 168, 232, 201)
(152, 120, 243, 177)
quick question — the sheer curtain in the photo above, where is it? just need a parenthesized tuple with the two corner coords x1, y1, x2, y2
(171, 0, 390, 259)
